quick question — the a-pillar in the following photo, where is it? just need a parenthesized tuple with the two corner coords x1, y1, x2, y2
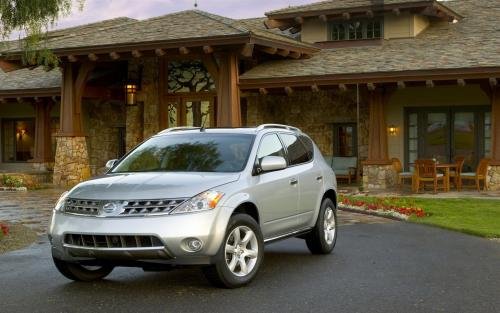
(362, 88, 396, 190)
(53, 62, 94, 187)
(216, 51, 241, 127)
(485, 84, 500, 190)
(30, 98, 54, 171)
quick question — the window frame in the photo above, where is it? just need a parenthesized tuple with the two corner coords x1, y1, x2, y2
(328, 18, 383, 41)
(332, 123, 358, 157)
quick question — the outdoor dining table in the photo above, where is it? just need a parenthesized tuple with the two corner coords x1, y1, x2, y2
(436, 163, 458, 192)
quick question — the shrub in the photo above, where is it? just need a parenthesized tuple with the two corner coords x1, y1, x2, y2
(1, 174, 24, 188)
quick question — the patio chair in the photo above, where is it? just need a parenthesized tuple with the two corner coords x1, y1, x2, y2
(414, 159, 445, 193)
(391, 158, 413, 189)
(448, 156, 465, 190)
(459, 158, 491, 191)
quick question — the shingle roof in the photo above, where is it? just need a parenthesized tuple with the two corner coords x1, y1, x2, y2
(1, 10, 315, 55)
(241, 0, 500, 82)
(267, 0, 434, 16)
(0, 67, 60, 91)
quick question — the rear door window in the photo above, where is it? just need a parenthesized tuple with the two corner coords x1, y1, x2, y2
(279, 133, 311, 166)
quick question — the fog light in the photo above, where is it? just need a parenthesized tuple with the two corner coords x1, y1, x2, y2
(184, 238, 203, 252)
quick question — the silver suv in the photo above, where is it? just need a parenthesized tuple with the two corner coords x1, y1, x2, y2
(49, 124, 338, 288)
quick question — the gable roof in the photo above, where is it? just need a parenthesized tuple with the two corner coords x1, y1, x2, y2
(240, 0, 500, 85)
(0, 10, 316, 57)
(0, 67, 60, 93)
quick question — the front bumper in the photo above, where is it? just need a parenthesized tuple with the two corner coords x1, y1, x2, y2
(49, 208, 230, 265)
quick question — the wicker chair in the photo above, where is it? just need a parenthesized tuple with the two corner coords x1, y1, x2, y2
(459, 158, 491, 191)
(391, 158, 413, 189)
(448, 156, 465, 190)
(414, 159, 445, 193)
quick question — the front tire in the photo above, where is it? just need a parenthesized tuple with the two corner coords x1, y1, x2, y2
(202, 214, 264, 288)
(305, 198, 337, 254)
(53, 257, 114, 282)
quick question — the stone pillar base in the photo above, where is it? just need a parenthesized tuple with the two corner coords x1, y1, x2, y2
(487, 165, 500, 191)
(363, 164, 397, 190)
(53, 136, 91, 187)
(30, 162, 54, 172)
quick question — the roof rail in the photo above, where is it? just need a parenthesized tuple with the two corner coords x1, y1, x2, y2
(256, 124, 301, 132)
(158, 127, 201, 135)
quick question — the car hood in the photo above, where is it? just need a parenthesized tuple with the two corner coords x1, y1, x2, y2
(68, 172, 240, 200)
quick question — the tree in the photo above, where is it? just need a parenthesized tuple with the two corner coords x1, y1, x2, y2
(0, 0, 84, 67)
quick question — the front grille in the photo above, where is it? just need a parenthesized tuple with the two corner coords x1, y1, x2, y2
(64, 198, 187, 217)
(64, 234, 164, 248)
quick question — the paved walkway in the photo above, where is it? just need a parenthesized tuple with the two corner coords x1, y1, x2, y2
(0, 189, 391, 236)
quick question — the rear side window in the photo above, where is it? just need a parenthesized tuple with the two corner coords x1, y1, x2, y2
(279, 133, 311, 166)
(299, 135, 314, 159)
(257, 134, 286, 164)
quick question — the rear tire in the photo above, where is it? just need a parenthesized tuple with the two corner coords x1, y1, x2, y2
(305, 198, 337, 254)
(53, 257, 114, 282)
(202, 214, 264, 288)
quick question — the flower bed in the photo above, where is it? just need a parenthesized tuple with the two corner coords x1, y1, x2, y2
(339, 195, 426, 220)
(0, 223, 9, 240)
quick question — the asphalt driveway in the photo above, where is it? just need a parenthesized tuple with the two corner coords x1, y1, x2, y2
(1, 221, 499, 313)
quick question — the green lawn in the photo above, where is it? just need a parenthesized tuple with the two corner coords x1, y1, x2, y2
(408, 198, 500, 238)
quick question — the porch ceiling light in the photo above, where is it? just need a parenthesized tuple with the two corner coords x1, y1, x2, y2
(125, 83, 138, 106)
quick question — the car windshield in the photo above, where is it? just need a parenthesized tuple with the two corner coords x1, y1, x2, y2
(112, 133, 255, 173)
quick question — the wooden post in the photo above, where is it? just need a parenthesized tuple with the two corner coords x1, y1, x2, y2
(31, 99, 54, 163)
(367, 89, 390, 163)
(216, 52, 241, 127)
(491, 86, 500, 163)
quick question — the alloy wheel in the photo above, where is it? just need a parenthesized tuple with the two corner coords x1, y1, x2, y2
(323, 207, 336, 245)
(225, 226, 259, 277)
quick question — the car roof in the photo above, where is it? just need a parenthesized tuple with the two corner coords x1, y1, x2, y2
(155, 124, 302, 137)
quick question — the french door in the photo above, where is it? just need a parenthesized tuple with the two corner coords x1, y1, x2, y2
(161, 94, 216, 129)
(405, 107, 491, 172)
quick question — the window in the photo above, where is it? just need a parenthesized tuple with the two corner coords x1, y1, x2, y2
(329, 19, 383, 41)
(1, 119, 35, 162)
(257, 134, 285, 165)
(333, 124, 357, 157)
(280, 133, 311, 165)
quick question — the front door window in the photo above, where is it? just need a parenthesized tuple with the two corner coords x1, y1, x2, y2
(333, 123, 357, 157)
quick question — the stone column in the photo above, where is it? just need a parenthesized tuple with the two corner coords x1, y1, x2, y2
(216, 52, 241, 127)
(30, 99, 54, 171)
(53, 63, 94, 187)
(126, 103, 144, 152)
(363, 88, 396, 190)
(486, 85, 500, 190)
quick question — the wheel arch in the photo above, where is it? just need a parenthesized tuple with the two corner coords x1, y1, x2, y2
(231, 202, 260, 225)
(322, 189, 337, 209)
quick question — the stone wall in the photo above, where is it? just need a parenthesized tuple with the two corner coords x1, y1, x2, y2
(362, 164, 397, 190)
(53, 137, 91, 187)
(487, 166, 500, 191)
(86, 100, 126, 175)
(245, 89, 369, 161)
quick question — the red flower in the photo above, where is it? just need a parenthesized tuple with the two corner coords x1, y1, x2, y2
(0, 223, 9, 236)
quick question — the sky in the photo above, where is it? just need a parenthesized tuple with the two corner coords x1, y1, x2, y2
(49, 0, 313, 30)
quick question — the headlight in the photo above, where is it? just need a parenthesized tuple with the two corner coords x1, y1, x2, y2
(170, 191, 224, 215)
(54, 191, 69, 212)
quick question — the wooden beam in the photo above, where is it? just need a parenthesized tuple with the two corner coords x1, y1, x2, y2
(319, 14, 328, 22)
(397, 81, 406, 89)
(155, 48, 166, 57)
(366, 10, 374, 18)
(342, 12, 351, 20)
(216, 52, 241, 127)
(203, 45, 214, 54)
(259, 88, 268, 96)
(67, 55, 78, 63)
(426, 80, 434, 88)
(88, 53, 98, 61)
(367, 83, 376, 91)
(179, 47, 190, 55)
(339, 84, 347, 92)
(131, 50, 142, 58)
(311, 84, 320, 93)
(276, 49, 290, 57)
(457, 79, 466, 87)
(109, 52, 120, 60)
(393, 8, 401, 16)
(490, 78, 498, 87)
(289, 51, 301, 59)
(241, 43, 255, 58)
(284, 86, 293, 96)
(294, 16, 304, 24)
(261, 46, 278, 55)
(367, 90, 390, 163)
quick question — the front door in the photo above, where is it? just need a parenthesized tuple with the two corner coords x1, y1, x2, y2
(163, 95, 216, 128)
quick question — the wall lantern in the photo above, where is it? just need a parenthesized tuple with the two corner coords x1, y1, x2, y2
(388, 125, 398, 136)
(125, 83, 138, 106)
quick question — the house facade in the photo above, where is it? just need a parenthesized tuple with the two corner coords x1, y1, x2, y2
(0, 0, 499, 190)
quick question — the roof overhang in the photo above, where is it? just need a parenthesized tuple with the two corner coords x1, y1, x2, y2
(0, 87, 60, 99)
(265, 1, 463, 30)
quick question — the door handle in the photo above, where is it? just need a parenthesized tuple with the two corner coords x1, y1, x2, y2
(289, 178, 298, 186)
(316, 176, 323, 181)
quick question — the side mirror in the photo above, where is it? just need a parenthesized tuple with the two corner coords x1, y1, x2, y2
(105, 159, 118, 170)
(260, 156, 287, 173)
